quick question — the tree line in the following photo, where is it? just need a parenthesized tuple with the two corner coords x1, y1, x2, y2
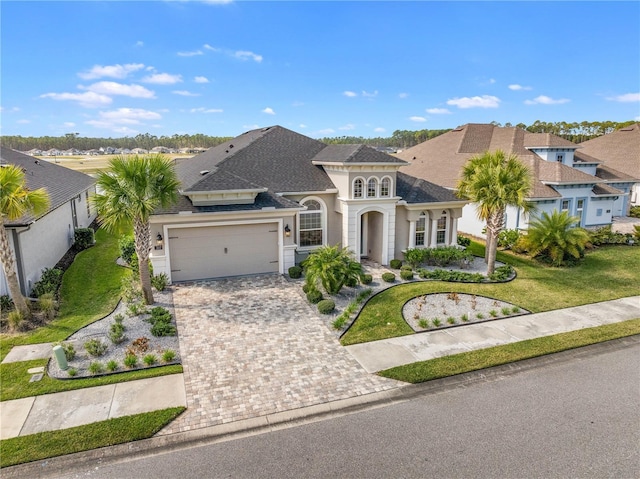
(1, 121, 635, 152)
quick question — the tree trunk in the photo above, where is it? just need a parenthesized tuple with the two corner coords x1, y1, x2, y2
(485, 209, 505, 276)
(134, 218, 154, 305)
(0, 219, 31, 320)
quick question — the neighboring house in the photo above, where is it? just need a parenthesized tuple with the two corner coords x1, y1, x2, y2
(0, 147, 97, 297)
(397, 123, 629, 238)
(578, 123, 640, 210)
(149, 126, 468, 283)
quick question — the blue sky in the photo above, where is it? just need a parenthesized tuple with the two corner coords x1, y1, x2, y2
(1, 1, 639, 139)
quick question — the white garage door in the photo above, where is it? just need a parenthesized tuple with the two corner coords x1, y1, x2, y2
(169, 223, 279, 282)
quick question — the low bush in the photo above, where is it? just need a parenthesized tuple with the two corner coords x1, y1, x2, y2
(400, 269, 414, 280)
(143, 354, 157, 366)
(84, 338, 107, 357)
(124, 354, 137, 368)
(457, 236, 471, 247)
(67, 368, 78, 377)
(360, 273, 373, 285)
(432, 318, 442, 327)
(345, 276, 358, 288)
(148, 306, 172, 324)
(356, 288, 373, 302)
(162, 349, 176, 362)
(629, 205, 640, 218)
(151, 321, 177, 337)
(418, 269, 484, 282)
(106, 360, 119, 372)
(447, 316, 456, 324)
(60, 342, 76, 361)
(418, 319, 429, 329)
(288, 266, 303, 279)
(497, 229, 521, 250)
(381, 272, 396, 283)
(389, 259, 403, 269)
(127, 302, 147, 317)
(317, 299, 336, 314)
(130, 337, 149, 354)
(488, 265, 515, 282)
(30, 268, 63, 298)
(589, 226, 632, 246)
(332, 315, 347, 330)
(88, 361, 104, 375)
(37, 293, 57, 321)
(118, 235, 137, 266)
(403, 248, 425, 269)
(306, 289, 323, 304)
(400, 264, 413, 272)
(74, 228, 95, 251)
(151, 273, 169, 292)
(0, 295, 13, 311)
(108, 322, 126, 344)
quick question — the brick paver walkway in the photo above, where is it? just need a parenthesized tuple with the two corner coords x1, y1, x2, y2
(159, 274, 398, 434)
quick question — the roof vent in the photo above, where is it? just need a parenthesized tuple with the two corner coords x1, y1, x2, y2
(199, 170, 209, 176)
(229, 144, 234, 148)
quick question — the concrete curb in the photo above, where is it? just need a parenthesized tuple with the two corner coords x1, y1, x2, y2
(4, 334, 639, 479)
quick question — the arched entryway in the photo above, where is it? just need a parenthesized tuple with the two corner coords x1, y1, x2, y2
(359, 210, 385, 264)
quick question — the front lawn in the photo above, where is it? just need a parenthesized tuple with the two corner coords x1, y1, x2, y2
(342, 244, 640, 345)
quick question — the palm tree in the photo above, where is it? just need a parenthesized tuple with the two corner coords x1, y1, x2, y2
(520, 210, 590, 267)
(93, 154, 179, 304)
(457, 150, 533, 275)
(303, 245, 362, 295)
(0, 165, 50, 320)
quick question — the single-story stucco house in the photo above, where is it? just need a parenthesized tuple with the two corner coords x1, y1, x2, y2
(397, 123, 635, 238)
(149, 126, 469, 283)
(0, 146, 97, 297)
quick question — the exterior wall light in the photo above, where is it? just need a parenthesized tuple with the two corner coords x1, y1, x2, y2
(284, 224, 291, 237)
(155, 233, 164, 250)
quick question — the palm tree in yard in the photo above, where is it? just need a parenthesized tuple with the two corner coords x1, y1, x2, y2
(93, 154, 179, 304)
(520, 210, 590, 267)
(303, 245, 363, 295)
(0, 165, 50, 320)
(457, 150, 533, 275)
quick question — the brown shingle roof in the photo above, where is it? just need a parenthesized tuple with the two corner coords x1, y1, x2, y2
(578, 123, 640, 180)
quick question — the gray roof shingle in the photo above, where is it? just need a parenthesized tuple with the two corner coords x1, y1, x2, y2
(579, 124, 640, 180)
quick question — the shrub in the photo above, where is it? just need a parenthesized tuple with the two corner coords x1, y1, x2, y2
(8, 310, 23, 331)
(124, 354, 138, 368)
(461, 314, 469, 322)
(30, 267, 63, 298)
(332, 315, 347, 330)
(114, 313, 124, 324)
(356, 288, 373, 302)
(381, 272, 396, 283)
(418, 269, 484, 283)
(60, 342, 76, 361)
(418, 319, 429, 329)
(0, 295, 13, 311)
(447, 316, 456, 324)
(489, 310, 498, 318)
(403, 249, 426, 269)
(148, 306, 172, 324)
(121, 276, 143, 303)
(489, 265, 515, 282)
(302, 245, 362, 295)
(74, 228, 95, 251)
(589, 226, 632, 246)
(345, 276, 358, 288)
(143, 354, 157, 366)
(162, 349, 176, 362)
(400, 269, 414, 281)
(457, 236, 471, 247)
(511, 306, 520, 314)
(67, 368, 78, 377)
(360, 273, 373, 285)
(84, 338, 107, 357)
(302, 283, 310, 294)
(288, 266, 303, 279)
(497, 229, 521, 250)
(106, 360, 119, 372)
(151, 273, 169, 292)
(131, 337, 149, 354)
(629, 205, 640, 218)
(432, 318, 442, 327)
(317, 299, 336, 314)
(306, 289, 323, 304)
(389, 259, 403, 269)
(88, 361, 104, 375)
(119, 235, 137, 266)
(127, 302, 147, 317)
(151, 321, 177, 337)
(476, 313, 485, 319)
(400, 264, 413, 272)
(37, 293, 57, 320)
(109, 322, 126, 344)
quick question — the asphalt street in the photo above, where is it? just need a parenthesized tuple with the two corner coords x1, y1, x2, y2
(42, 342, 640, 479)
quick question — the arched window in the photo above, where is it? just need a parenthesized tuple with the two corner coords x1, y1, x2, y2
(436, 211, 448, 245)
(299, 199, 324, 247)
(353, 178, 364, 199)
(415, 212, 427, 246)
(367, 178, 378, 198)
(380, 177, 391, 197)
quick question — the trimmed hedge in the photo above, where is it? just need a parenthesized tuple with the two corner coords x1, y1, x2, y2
(306, 289, 323, 304)
(317, 299, 336, 314)
(288, 266, 303, 279)
(389, 259, 403, 269)
(400, 269, 414, 280)
(361, 273, 373, 285)
(74, 228, 95, 251)
(381, 272, 396, 283)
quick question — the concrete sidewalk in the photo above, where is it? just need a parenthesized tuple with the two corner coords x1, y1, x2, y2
(345, 296, 640, 372)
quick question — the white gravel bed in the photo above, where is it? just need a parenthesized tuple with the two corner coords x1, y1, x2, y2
(403, 293, 527, 331)
(48, 289, 180, 379)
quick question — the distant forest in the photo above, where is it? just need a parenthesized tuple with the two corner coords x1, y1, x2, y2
(1, 120, 636, 152)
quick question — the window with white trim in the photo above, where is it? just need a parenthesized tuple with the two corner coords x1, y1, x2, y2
(380, 177, 391, 197)
(367, 178, 378, 198)
(353, 178, 364, 199)
(415, 212, 426, 246)
(436, 211, 447, 245)
(561, 199, 570, 212)
(299, 199, 324, 247)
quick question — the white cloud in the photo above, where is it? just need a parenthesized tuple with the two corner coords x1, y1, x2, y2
(447, 95, 501, 109)
(78, 63, 145, 80)
(203, 44, 219, 52)
(398, 93, 409, 99)
(135, 41, 144, 47)
(0, 107, 20, 112)
(317, 128, 335, 135)
(635, 115, 640, 121)
(80, 81, 156, 98)
(508, 84, 532, 91)
(374, 127, 386, 133)
(86, 108, 162, 131)
(190, 107, 223, 113)
(194, 76, 210, 83)
(524, 95, 570, 105)
(426, 108, 452, 114)
(40, 91, 112, 108)
(339, 124, 355, 131)
(489, 78, 496, 84)
(17, 119, 30, 124)
(63, 122, 76, 128)
(343, 91, 357, 97)
(362, 90, 378, 98)
(292, 101, 304, 107)
(113, 126, 140, 135)
(299, 124, 307, 128)
(606, 93, 640, 102)
(173, 90, 200, 97)
(201, 0, 234, 4)
(242, 124, 260, 130)
(178, 50, 203, 57)
(141, 73, 183, 84)
(235, 50, 263, 62)
(409, 116, 427, 122)
(262, 107, 275, 115)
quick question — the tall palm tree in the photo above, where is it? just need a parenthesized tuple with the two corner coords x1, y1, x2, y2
(457, 150, 533, 275)
(303, 245, 362, 295)
(93, 154, 179, 304)
(0, 165, 50, 319)
(521, 210, 590, 267)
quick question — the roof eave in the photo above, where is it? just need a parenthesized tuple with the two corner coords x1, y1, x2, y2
(180, 187, 268, 195)
(277, 189, 339, 196)
(312, 161, 407, 167)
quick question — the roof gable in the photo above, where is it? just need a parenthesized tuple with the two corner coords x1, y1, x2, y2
(578, 123, 640, 180)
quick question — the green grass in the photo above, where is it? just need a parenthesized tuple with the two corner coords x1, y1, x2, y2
(341, 244, 640, 345)
(379, 319, 640, 383)
(0, 228, 127, 360)
(0, 407, 185, 468)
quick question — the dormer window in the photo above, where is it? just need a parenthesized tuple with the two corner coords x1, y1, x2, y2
(353, 178, 364, 198)
(367, 178, 378, 198)
(557, 154, 564, 163)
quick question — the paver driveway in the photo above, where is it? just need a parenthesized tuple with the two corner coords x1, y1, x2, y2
(160, 274, 398, 434)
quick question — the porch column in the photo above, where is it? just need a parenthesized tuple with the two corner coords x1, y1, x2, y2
(408, 221, 416, 249)
(430, 218, 438, 247)
(450, 217, 458, 246)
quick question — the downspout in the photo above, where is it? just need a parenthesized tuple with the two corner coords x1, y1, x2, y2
(11, 227, 27, 295)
